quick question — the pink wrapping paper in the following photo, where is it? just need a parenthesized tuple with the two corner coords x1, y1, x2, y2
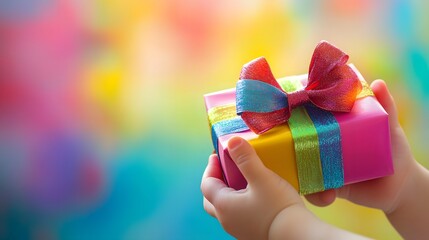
(204, 67, 394, 191)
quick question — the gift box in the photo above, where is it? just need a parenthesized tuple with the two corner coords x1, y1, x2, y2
(204, 42, 393, 195)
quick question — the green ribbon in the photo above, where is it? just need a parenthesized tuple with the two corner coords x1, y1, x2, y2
(278, 78, 325, 194)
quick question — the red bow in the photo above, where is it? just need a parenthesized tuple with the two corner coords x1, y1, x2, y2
(237, 41, 362, 134)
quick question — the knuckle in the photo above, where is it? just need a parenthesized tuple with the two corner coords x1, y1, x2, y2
(203, 200, 211, 214)
(200, 179, 208, 195)
(213, 192, 229, 214)
(234, 151, 254, 167)
(203, 200, 209, 212)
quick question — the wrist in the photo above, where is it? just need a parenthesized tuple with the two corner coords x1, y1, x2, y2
(384, 163, 429, 239)
(384, 160, 420, 215)
(268, 204, 320, 240)
(268, 203, 371, 240)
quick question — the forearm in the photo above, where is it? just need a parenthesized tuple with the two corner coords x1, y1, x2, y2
(386, 162, 429, 239)
(268, 204, 370, 240)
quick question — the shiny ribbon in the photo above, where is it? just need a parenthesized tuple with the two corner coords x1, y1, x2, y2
(279, 78, 343, 194)
(208, 104, 249, 154)
(236, 41, 363, 134)
(207, 76, 373, 194)
(207, 41, 373, 194)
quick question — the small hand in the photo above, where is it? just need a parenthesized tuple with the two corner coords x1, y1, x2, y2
(201, 137, 305, 239)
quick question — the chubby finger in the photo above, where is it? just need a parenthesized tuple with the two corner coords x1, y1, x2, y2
(203, 197, 217, 218)
(304, 189, 336, 207)
(202, 154, 224, 181)
(370, 80, 399, 129)
(201, 174, 232, 205)
(201, 156, 233, 205)
(227, 136, 269, 186)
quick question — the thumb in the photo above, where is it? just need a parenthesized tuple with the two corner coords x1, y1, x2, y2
(228, 136, 269, 186)
(370, 80, 400, 129)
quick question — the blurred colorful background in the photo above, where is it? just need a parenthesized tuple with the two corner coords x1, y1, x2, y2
(1, 0, 428, 239)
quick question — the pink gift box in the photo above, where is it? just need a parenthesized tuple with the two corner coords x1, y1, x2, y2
(204, 66, 394, 193)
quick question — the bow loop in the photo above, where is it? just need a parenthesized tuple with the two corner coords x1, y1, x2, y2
(236, 41, 362, 134)
(236, 57, 291, 134)
(305, 41, 362, 112)
(307, 41, 349, 90)
(240, 57, 281, 89)
(307, 64, 362, 112)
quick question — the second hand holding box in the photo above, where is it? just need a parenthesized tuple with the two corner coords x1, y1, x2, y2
(204, 41, 393, 195)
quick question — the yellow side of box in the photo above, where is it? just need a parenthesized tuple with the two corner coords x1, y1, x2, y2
(248, 124, 300, 191)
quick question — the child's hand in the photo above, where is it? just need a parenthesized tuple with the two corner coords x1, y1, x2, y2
(201, 137, 368, 239)
(305, 80, 419, 213)
(201, 136, 305, 239)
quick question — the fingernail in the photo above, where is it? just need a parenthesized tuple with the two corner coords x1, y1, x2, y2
(228, 137, 243, 151)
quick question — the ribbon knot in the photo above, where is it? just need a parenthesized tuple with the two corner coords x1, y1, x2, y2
(236, 41, 363, 134)
(288, 89, 310, 109)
